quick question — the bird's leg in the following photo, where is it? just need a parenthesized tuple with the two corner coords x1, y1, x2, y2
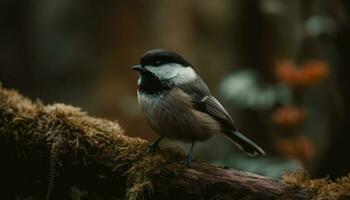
(183, 140, 195, 167)
(147, 136, 163, 153)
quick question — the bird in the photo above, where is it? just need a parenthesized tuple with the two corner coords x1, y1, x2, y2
(132, 49, 265, 166)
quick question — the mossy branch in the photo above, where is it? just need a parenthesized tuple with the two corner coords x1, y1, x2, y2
(0, 85, 349, 200)
(47, 134, 67, 200)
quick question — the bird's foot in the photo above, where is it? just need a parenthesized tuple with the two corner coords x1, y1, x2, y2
(147, 142, 160, 153)
(182, 154, 192, 167)
(146, 137, 163, 153)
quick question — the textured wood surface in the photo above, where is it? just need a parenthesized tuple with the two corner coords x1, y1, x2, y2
(0, 86, 313, 200)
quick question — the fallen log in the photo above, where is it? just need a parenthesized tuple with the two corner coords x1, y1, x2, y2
(0, 85, 348, 200)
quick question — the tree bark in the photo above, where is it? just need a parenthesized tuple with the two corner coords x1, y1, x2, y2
(151, 162, 312, 200)
(0, 85, 314, 200)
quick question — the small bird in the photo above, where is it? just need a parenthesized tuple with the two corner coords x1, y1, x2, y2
(132, 49, 265, 166)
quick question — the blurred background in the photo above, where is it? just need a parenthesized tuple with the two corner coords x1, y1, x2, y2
(1, 0, 349, 179)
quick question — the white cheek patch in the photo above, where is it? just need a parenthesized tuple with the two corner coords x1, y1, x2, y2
(145, 64, 197, 84)
(137, 77, 142, 86)
(172, 65, 197, 84)
(145, 64, 179, 79)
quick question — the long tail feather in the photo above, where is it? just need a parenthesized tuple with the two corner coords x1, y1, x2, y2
(224, 130, 265, 156)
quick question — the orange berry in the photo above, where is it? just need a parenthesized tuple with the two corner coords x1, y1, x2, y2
(296, 135, 315, 161)
(299, 60, 329, 86)
(275, 136, 316, 161)
(276, 138, 296, 158)
(272, 106, 306, 127)
(274, 59, 330, 88)
(274, 59, 299, 86)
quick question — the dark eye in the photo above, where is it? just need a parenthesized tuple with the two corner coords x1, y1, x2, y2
(155, 60, 161, 65)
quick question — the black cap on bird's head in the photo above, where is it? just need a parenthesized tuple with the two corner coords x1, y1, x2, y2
(132, 49, 192, 71)
(132, 49, 198, 94)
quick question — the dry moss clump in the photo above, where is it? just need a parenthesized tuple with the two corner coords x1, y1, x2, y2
(125, 148, 184, 200)
(283, 169, 350, 200)
(0, 85, 185, 199)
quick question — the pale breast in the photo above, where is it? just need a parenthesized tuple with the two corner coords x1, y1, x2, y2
(138, 88, 220, 142)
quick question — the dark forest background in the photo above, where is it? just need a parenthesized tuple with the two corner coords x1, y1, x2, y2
(1, 0, 349, 179)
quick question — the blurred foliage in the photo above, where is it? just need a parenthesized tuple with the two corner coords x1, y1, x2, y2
(219, 69, 292, 110)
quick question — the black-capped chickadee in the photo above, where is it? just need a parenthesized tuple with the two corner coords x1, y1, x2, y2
(132, 49, 265, 166)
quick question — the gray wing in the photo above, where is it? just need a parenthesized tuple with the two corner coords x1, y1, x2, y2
(176, 76, 236, 130)
(199, 95, 236, 130)
(177, 76, 265, 156)
(200, 95, 265, 155)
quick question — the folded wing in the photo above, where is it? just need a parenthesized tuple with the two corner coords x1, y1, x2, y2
(178, 77, 265, 156)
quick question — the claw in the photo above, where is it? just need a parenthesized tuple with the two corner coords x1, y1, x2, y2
(147, 142, 160, 153)
(146, 137, 163, 153)
(182, 140, 195, 167)
(182, 154, 192, 167)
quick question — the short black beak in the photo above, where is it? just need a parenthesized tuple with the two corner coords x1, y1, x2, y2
(131, 64, 144, 72)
